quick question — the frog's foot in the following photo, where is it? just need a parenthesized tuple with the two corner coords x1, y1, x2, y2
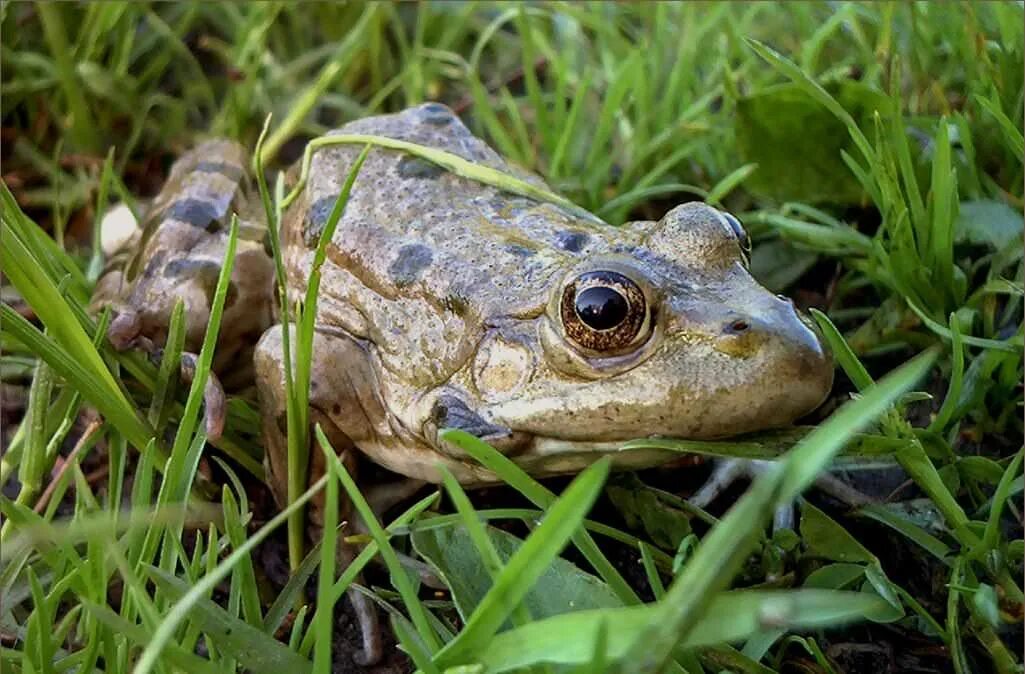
(107, 311, 227, 441)
(179, 353, 226, 441)
(689, 458, 872, 531)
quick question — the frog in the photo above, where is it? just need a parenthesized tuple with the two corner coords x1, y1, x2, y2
(94, 103, 835, 665)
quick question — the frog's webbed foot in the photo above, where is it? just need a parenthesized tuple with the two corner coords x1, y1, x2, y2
(107, 311, 227, 441)
(689, 458, 872, 531)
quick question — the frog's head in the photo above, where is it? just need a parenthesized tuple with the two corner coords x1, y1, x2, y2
(477, 202, 834, 447)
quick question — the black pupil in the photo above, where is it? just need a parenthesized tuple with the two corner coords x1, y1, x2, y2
(575, 286, 629, 330)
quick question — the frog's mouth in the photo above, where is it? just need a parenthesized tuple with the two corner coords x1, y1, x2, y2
(504, 436, 681, 478)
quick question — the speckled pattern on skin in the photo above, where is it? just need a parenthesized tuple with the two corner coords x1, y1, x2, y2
(256, 103, 835, 490)
(93, 103, 836, 667)
(93, 102, 834, 495)
(92, 139, 275, 373)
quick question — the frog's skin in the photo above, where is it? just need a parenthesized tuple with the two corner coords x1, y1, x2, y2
(94, 102, 834, 664)
(255, 103, 833, 499)
(92, 140, 276, 389)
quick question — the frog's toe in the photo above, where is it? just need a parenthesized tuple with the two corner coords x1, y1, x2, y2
(688, 458, 872, 531)
(107, 310, 142, 351)
(350, 588, 383, 666)
(180, 353, 226, 441)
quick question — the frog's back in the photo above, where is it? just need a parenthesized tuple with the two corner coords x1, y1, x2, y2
(285, 104, 622, 312)
(283, 104, 615, 381)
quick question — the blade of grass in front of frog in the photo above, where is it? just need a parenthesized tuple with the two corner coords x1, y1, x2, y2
(136, 216, 238, 585)
(440, 430, 641, 607)
(431, 457, 611, 669)
(472, 589, 885, 673)
(295, 490, 440, 657)
(282, 134, 606, 226)
(0, 224, 151, 448)
(312, 434, 340, 674)
(438, 466, 541, 640)
(148, 300, 186, 433)
(0, 304, 153, 454)
(315, 425, 443, 654)
(617, 349, 937, 673)
(255, 116, 307, 571)
(295, 143, 372, 440)
(255, 114, 309, 565)
(133, 472, 328, 674)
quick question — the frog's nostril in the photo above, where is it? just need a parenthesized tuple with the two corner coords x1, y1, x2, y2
(726, 319, 750, 334)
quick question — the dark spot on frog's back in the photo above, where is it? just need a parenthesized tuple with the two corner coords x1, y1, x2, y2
(193, 161, 245, 182)
(388, 244, 433, 287)
(303, 194, 340, 247)
(556, 230, 589, 252)
(165, 199, 224, 231)
(417, 103, 455, 126)
(163, 258, 223, 302)
(397, 156, 444, 180)
(163, 258, 221, 280)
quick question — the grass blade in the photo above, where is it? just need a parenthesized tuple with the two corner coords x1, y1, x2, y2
(432, 455, 611, 668)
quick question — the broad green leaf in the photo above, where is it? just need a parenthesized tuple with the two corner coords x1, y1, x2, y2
(955, 200, 1023, 252)
(431, 453, 611, 668)
(800, 501, 876, 564)
(474, 590, 884, 672)
(412, 522, 622, 623)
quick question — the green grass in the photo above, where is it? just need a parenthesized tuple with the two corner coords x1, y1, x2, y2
(1, 2, 1023, 673)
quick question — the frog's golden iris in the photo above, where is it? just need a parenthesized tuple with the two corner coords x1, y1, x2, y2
(560, 270, 648, 354)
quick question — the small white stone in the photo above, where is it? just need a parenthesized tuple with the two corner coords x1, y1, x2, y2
(100, 203, 139, 255)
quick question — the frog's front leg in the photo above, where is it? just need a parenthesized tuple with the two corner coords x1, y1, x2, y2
(255, 324, 407, 666)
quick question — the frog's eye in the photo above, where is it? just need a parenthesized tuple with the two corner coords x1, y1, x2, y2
(561, 270, 648, 353)
(721, 211, 751, 264)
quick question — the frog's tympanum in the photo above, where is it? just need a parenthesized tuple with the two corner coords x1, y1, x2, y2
(93, 103, 834, 663)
